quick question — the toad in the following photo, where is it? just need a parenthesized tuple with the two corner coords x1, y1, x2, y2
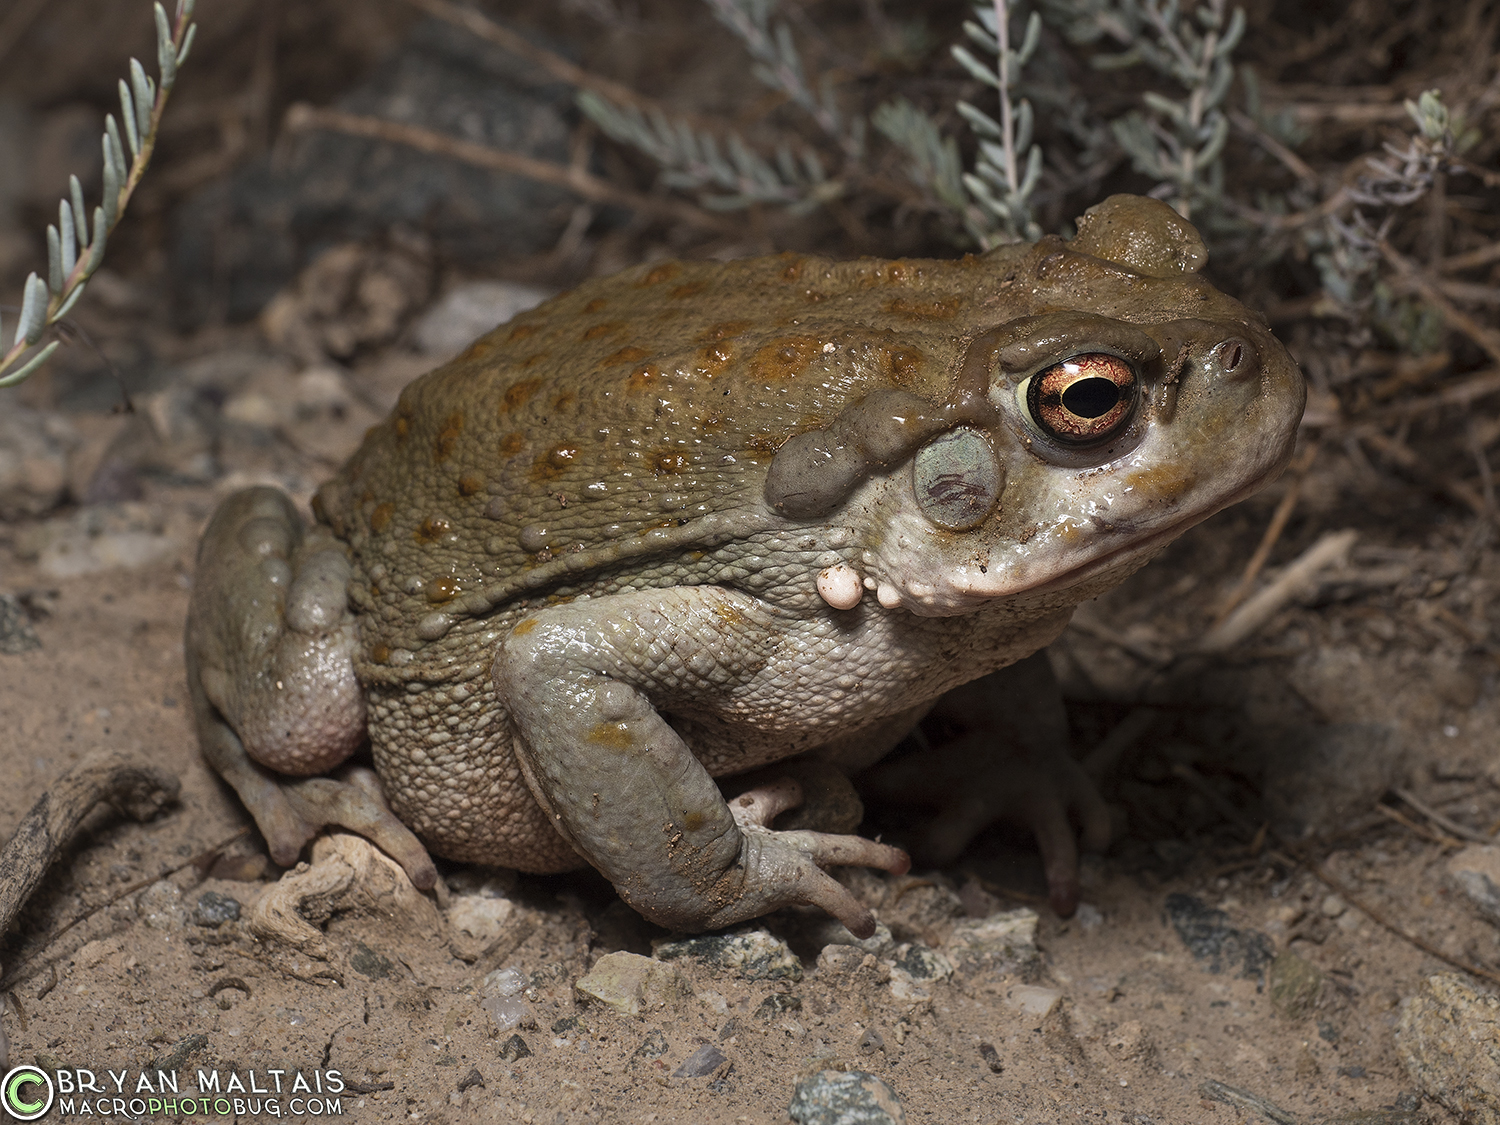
(186, 195, 1304, 936)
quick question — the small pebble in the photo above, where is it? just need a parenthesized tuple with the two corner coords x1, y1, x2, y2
(755, 994, 802, 1020)
(631, 1030, 669, 1062)
(672, 1043, 727, 1078)
(654, 929, 803, 981)
(456, 1068, 484, 1092)
(978, 1042, 1002, 1073)
(192, 891, 241, 927)
(1268, 950, 1323, 1021)
(497, 1035, 531, 1063)
(0, 594, 41, 654)
(1006, 985, 1061, 1018)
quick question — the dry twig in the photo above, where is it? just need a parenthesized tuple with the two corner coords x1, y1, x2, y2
(0, 752, 179, 941)
(1375, 801, 1465, 848)
(1213, 443, 1320, 623)
(281, 103, 736, 233)
(1198, 528, 1358, 652)
(1394, 786, 1497, 844)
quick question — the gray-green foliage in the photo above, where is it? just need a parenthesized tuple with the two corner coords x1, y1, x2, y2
(0, 1, 196, 390)
(577, 0, 1050, 245)
(951, 3, 1044, 244)
(577, 0, 861, 214)
(1040, 0, 1244, 220)
(875, 2, 1046, 248)
(1313, 90, 1467, 353)
(700, 0, 863, 157)
(577, 91, 840, 214)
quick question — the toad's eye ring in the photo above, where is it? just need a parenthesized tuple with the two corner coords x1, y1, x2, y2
(1020, 353, 1138, 444)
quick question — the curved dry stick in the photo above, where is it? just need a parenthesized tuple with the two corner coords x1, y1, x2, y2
(0, 752, 175, 1069)
(0, 752, 179, 940)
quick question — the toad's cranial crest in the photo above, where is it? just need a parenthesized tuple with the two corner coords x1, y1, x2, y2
(187, 195, 1305, 936)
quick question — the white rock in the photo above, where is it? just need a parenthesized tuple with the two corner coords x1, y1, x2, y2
(413, 281, 554, 358)
(1447, 845, 1500, 925)
(1006, 984, 1062, 1017)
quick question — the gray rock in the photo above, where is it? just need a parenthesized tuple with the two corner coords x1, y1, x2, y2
(653, 929, 803, 981)
(946, 908, 1040, 973)
(889, 943, 952, 982)
(789, 1070, 906, 1125)
(0, 594, 40, 654)
(172, 18, 576, 326)
(1447, 845, 1500, 925)
(0, 405, 78, 519)
(349, 942, 395, 980)
(413, 281, 554, 358)
(672, 1043, 728, 1078)
(631, 1030, 669, 1062)
(754, 993, 802, 1020)
(1164, 894, 1274, 979)
(192, 891, 241, 927)
(1262, 722, 1404, 836)
(1397, 974, 1500, 1124)
(456, 1068, 484, 1092)
(497, 1034, 531, 1062)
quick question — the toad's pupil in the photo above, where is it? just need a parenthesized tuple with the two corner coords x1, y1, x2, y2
(1060, 376, 1120, 418)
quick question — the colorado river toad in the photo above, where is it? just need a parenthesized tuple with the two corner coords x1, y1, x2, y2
(186, 195, 1304, 936)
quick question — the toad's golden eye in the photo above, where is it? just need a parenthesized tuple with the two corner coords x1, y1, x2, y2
(1023, 353, 1138, 444)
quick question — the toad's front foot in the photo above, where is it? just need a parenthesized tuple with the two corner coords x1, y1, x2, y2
(720, 776, 909, 938)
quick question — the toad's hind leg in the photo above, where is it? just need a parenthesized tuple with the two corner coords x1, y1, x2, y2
(185, 486, 435, 888)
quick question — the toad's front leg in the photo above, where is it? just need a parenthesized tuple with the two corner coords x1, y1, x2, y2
(495, 587, 909, 937)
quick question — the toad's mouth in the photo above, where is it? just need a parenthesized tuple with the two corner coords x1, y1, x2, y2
(907, 463, 1285, 616)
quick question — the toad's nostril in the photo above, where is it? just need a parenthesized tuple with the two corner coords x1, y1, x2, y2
(1216, 338, 1258, 382)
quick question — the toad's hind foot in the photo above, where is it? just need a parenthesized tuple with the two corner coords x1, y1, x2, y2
(732, 821, 909, 940)
(186, 486, 435, 890)
(281, 767, 438, 890)
(194, 701, 437, 889)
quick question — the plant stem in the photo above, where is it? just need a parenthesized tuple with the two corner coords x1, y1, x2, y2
(994, 0, 1018, 195)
